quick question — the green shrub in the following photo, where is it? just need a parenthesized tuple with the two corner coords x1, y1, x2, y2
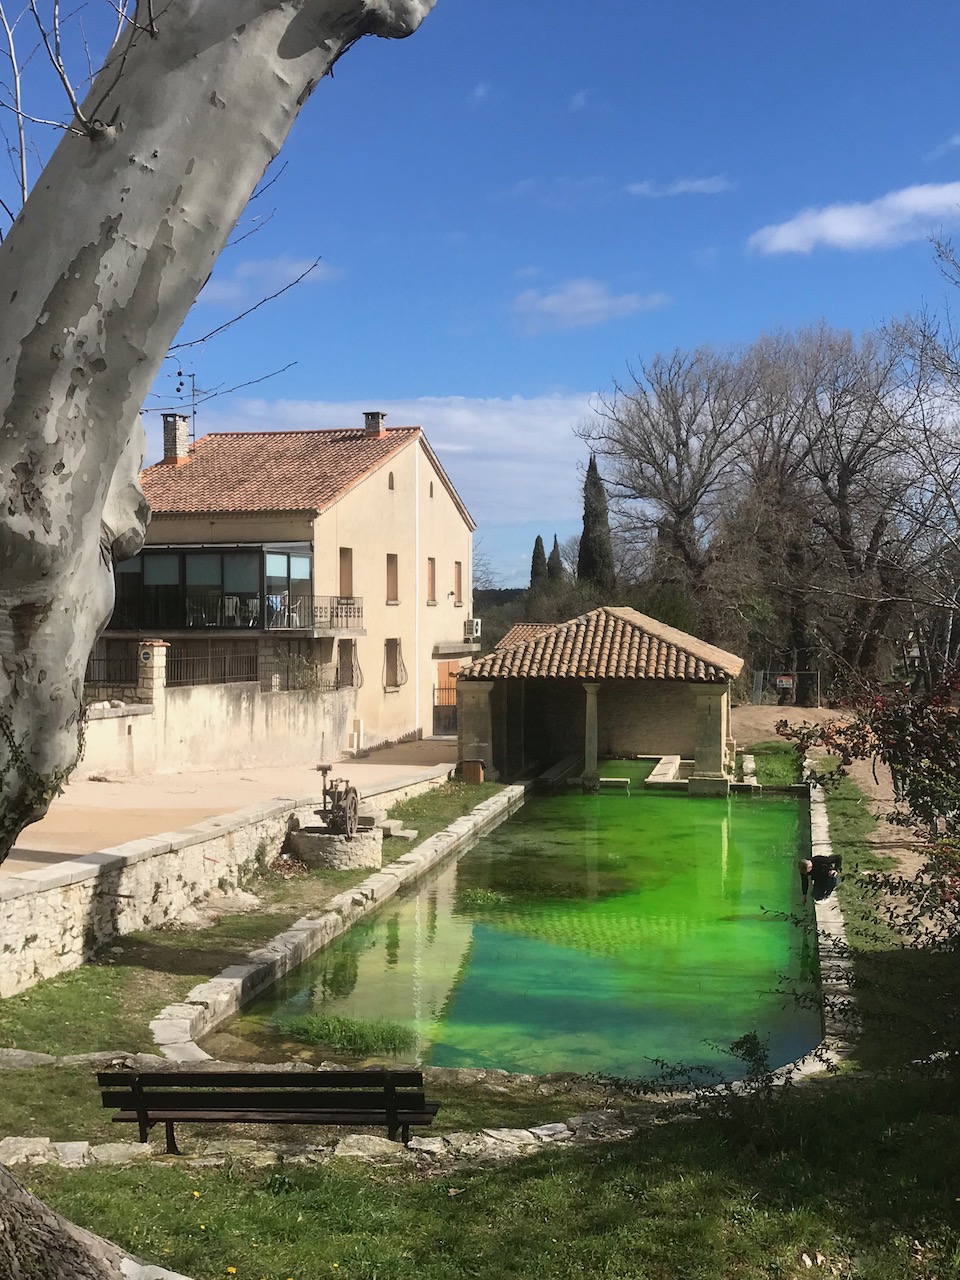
(276, 1012, 415, 1056)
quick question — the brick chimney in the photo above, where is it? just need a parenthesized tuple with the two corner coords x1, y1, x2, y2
(162, 413, 190, 464)
(363, 410, 387, 438)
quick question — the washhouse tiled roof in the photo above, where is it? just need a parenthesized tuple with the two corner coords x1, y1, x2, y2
(461, 607, 743, 683)
(140, 427, 474, 528)
(495, 623, 556, 649)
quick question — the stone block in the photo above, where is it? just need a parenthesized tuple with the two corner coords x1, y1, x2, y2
(90, 1142, 153, 1164)
(529, 1123, 572, 1142)
(0, 1136, 53, 1165)
(334, 1134, 412, 1162)
(149, 1018, 195, 1045)
(481, 1128, 538, 1145)
(161, 1042, 213, 1063)
(0, 1048, 56, 1068)
(53, 1141, 91, 1167)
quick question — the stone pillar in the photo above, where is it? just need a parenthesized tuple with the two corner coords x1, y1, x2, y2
(136, 639, 168, 704)
(690, 683, 730, 797)
(136, 639, 167, 773)
(582, 682, 601, 792)
(458, 680, 498, 780)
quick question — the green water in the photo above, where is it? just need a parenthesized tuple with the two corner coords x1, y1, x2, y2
(222, 769, 821, 1080)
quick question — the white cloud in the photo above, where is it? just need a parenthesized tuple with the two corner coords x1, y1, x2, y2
(199, 257, 338, 307)
(145, 393, 598, 585)
(925, 133, 960, 162)
(501, 175, 610, 212)
(748, 181, 960, 255)
(569, 90, 590, 112)
(468, 82, 490, 107)
(512, 278, 669, 333)
(627, 176, 733, 198)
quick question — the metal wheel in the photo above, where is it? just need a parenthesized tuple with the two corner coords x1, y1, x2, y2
(341, 786, 359, 839)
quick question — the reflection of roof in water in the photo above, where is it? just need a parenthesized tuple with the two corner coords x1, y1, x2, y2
(474, 908, 710, 958)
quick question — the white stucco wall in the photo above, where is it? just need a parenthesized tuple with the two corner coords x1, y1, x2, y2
(82, 682, 356, 777)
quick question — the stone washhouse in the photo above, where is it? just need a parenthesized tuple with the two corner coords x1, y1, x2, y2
(456, 607, 744, 796)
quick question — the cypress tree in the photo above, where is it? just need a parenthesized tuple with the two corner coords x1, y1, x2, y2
(547, 534, 564, 582)
(530, 534, 548, 593)
(577, 455, 616, 594)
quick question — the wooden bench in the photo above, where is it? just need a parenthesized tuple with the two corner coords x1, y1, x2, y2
(97, 1069, 440, 1154)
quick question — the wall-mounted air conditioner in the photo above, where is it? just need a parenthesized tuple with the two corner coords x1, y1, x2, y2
(464, 617, 482, 641)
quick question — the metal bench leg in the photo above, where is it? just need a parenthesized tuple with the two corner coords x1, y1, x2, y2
(165, 1121, 180, 1155)
(401, 1123, 410, 1146)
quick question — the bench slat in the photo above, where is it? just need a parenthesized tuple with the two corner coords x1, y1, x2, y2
(102, 1089, 427, 1113)
(97, 1070, 425, 1090)
(111, 1106, 440, 1126)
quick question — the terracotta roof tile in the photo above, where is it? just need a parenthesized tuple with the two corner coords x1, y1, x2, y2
(495, 623, 555, 649)
(140, 427, 422, 515)
(462, 606, 743, 683)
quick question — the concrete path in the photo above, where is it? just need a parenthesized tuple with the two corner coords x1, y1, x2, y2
(4, 740, 458, 877)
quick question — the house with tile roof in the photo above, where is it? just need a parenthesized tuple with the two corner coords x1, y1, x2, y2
(457, 606, 744, 795)
(95, 410, 480, 758)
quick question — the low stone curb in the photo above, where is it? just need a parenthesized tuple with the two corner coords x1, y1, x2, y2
(150, 785, 527, 1061)
(0, 1107, 640, 1174)
(789, 758, 857, 1079)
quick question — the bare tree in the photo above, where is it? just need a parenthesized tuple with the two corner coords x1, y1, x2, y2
(580, 345, 758, 639)
(0, 0, 439, 863)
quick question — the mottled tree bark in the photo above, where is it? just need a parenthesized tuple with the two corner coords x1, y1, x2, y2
(0, 0, 437, 860)
(0, 1163, 191, 1279)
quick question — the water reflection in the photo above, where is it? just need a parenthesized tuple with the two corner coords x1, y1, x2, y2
(220, 784, 821, 1079)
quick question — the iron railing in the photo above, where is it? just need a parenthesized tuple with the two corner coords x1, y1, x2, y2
(166, 651, 260, 687)
(84, 656, 141, 686)
(106, 591, 363, 633)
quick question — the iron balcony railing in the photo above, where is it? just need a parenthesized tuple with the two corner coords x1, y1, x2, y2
(84, 656, 141, 686)
(106, 591, 363, 633)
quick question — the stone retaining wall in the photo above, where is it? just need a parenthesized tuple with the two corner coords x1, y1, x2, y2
(0, 769, 455, 999)
(151, 786, 527, 1062)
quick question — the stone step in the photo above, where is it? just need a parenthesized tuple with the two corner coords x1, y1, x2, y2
(373, 817, 418, 841)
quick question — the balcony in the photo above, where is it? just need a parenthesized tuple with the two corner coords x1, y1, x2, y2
(106, 591, 364, 636)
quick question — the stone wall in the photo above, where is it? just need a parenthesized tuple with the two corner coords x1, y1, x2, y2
(597, 682, 698, 759)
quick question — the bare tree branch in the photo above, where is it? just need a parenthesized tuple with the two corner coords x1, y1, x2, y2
(171, 257, 324, 351)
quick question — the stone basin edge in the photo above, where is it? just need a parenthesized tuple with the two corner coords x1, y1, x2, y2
(150, 783, 528, 1063)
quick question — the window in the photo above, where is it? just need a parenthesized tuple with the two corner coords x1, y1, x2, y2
(386, 553, 399, 603)
(388, 471, 394, 490)
(427, 557, 436, 604)
(337, 639, 356, 687)
(429, 481, 434, 498)
(339, 547, 353, 597)
(384, 637, 406, 689)
(454, 560, 463, 605)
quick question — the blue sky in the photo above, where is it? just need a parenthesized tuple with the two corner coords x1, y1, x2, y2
(10, 1, 960, 584)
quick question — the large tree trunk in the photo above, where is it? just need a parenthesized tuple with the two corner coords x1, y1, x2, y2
(0, 0, 437, 861)
(0, 1163, 190, 1279)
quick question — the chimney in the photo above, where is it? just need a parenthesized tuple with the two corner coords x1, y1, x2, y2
(363, 410, 387, 438)
(162, 413, 190, 464)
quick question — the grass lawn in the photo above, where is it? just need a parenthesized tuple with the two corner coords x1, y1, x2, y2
(743, 739, 804, 787)
(386, 780, 502, 847)
(24, 1073, 960, 1280)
